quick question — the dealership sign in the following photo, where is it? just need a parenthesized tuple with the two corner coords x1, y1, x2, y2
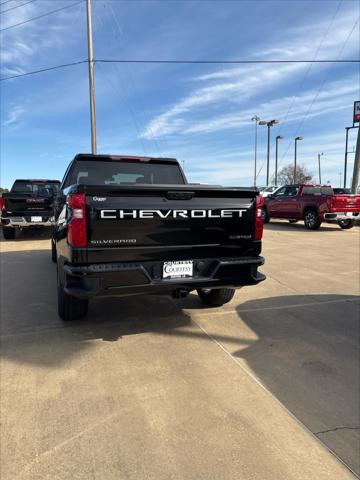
(354, 101, 360, 123)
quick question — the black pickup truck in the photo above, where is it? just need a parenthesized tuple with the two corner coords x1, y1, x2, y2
(1, 179, 60, 239)
(52, 154, 265, 320)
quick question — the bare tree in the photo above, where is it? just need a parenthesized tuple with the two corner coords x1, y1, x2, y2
(276, 164, 313, 185)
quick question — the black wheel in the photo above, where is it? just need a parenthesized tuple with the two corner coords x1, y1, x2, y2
(303, 209, 321, 230)
(197, 288, 235, 307)
(338, 219, 355, 229)
(57, 265, 88, 321)
(289, 219, 298, 224)
(2, 227, 15, 240)
(261, 208, 270, 224)
(51, 238, 57, 263)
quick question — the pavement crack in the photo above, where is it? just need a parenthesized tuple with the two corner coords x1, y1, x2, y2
(267, 273, 298, 293)
(315, 426, 360, 435)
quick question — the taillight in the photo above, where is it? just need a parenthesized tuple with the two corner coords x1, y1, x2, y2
(0, 197, 5, 211)
(67, 193, 87, 247)
(254, 195, 264, 241)
(327, 196, 334, 210)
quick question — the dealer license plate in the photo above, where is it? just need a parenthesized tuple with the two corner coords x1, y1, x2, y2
(163, 261, 193, 279)
(31, 216, 42, 222)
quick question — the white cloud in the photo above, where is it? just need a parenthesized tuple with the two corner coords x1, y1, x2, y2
(141, 9, 359, 139)
(2, 105, 25, 127)
(0, 1, 84, 76)
(183, 76, 357, 135)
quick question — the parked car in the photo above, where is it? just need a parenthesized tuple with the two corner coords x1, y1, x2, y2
(260, 186, 280, 198)
(52, 153, 266, 320)
(262, 184, 360, 230)
(0, 179, 60, 239)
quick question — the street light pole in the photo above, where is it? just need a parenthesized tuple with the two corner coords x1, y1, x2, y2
(259, 119, 279, 186)
(294, 136, 303, 183)
(251, 116, 260, 186)
(266, 124, 271, 186)
(86, 0, 97, 154)
(318, 152, 323, 184)
(351, 125, 360, 194)
(275, 135, 283, 186)
(343, 125, 359, 191)
(344, 127, 350, 188)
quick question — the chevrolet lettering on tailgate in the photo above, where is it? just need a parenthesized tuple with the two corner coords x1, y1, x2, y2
(100, 209, 248, 219)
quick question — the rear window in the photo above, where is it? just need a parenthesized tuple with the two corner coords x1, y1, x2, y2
(11, 181, 60, 194)
(66, 160, 185, 187)
(302, 186, 333, 196)
(333, 188, 351, 194)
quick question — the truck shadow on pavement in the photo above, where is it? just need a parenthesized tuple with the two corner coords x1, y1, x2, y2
(232, 293, 360, 474)
(1, 249, 359, 473)
(0, 226, 52, 242)
(265, 221, 348, 232)
(0, 250, 193, 364)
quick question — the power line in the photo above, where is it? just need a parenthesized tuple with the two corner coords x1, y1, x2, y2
(97, 62, 149, 157)
(277, 17, 360, 171)
(96, 59, 358, 64)
(0, 60, 87, 81)
(0, 0, 17, 5)
(1, 0, 36, 13)
(275, 0, 344, 139)
(2, 58, 358, 82)
(105, 0, 165, 157)
(0, 0, 84, 32)
(256, 0, 345, 180)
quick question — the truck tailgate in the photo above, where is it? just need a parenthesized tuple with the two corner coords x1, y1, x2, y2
(79, 185, 258, 262)
(331, 194, 360, 212)
(3, 194, 51, 214)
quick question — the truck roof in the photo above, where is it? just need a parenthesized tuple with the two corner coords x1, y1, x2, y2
(289, 183, 333, 187)
(74, 153, 179, 164)
(13, 179, 60, 183)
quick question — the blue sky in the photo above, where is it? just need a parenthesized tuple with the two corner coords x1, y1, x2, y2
(1, 0, 359, 189)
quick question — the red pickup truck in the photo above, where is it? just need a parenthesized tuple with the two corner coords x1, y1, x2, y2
(263, 184, 360, 230)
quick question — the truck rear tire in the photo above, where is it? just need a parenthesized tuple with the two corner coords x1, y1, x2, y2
(2, 227, 15, 240)
(261, 208, 270, 224)
(304, 209, 321, 230)
(57, 267, 88, 321)
(51, 239, 57, 263)
(338, 219, 355, 229)
(197, 288, 235, 307)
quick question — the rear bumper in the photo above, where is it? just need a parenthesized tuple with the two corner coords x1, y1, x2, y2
(324, 211, 359, 221)
(63, 256, 266, 299)
(1, 216, 55, 227)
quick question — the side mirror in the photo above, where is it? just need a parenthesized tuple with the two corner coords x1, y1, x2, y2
(268, 194, 274, 199)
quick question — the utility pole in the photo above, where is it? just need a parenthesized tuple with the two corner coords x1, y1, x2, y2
(294, 136, 303, 183)
(86, 0, 97, 154)
(318, 152, 323, 184)
(351, 126, 360, 193)
(251, 116, 260, 187)
(344, 127, 350, 188)
(275, 135, 283, 186)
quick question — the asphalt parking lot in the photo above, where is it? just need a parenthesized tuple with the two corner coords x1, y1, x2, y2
(0, 222, 359, 480)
